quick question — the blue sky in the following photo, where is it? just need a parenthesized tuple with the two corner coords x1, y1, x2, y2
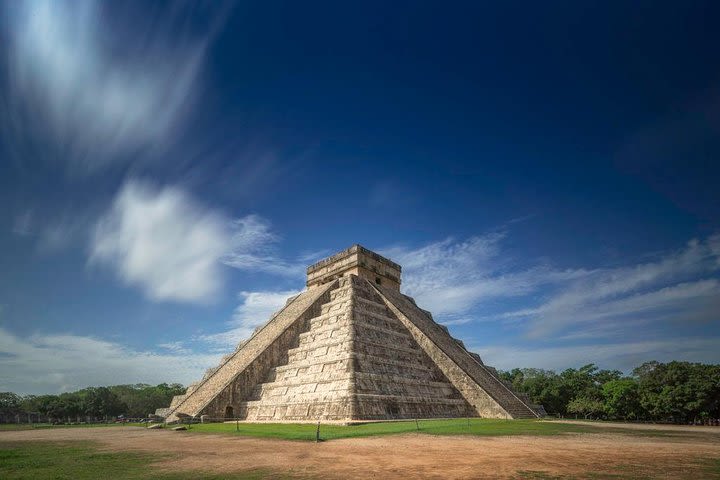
(1, 1, 719, 394)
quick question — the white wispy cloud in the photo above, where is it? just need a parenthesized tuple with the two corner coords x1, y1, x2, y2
(157, 341, 192, 355)
(521, 235, 720, 337)
(385, 233, 720, 342)
(0, 326, 220, 395)
(91, 180, 232, 303)
(382, 235, 583, 318)
(199, 290, 300, 348)
(90, 179, 302, 304)
(4, 0, 226, 172)
(221, 216, 306, 278)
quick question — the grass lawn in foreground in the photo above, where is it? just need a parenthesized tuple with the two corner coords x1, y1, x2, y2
(3, 419, 708, 441)
(186, 418, 638, 441)
(0, 441, 295, 480)
(0, 422, 147, 431)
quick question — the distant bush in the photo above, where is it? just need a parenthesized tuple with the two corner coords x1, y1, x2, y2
(0, 383, 185, 423)
(499, 361, 720, 423)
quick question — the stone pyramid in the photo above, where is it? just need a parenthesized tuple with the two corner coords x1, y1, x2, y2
(160, 245, 544, 422)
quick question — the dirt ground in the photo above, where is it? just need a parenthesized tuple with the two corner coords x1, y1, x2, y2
(1, 424, 719, 479)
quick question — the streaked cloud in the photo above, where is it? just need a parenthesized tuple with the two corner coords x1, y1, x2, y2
(385, 233, 720, 342)
(521, 235, 720, 338)
(222, 216, 306, 278)
(382, 234, 583, 318)
(3, 0, 226, 172)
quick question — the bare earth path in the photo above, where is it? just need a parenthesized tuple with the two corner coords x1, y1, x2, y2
(1, 426, 719, 479)
(551, 419, 720, 433)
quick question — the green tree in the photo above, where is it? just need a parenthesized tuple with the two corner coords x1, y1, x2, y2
(20, 395, 40, 414)
(0, 392, 22, 416)
(567, 397, 605, 419)
(504, 368, 570, 415)
(0, 392, 23, 422)
(83, 387, 126, 418)
(34, 394, 69, 420)
(602, 378, 642, 420)
(634, 361, 720, 422)
(109, 383, 185, 418)
(58, 392, 85, 422)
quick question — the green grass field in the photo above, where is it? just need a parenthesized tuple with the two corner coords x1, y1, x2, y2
(0, 441, 295, 480)
(187, 418, 578, 440)
(183, 418, 700, 441)
(0, 419, 705, 440)
(0, 422, 146, 431)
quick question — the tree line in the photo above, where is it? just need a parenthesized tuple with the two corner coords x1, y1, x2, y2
(500, 361, 720, 423)
(0, 383, 185, 423)
(1, 361, 718, 424)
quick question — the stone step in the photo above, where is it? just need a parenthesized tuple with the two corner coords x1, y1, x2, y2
(307, 308, 406, 335)
(274, 353, 436, 379)
(239, 399, 355, 421)
(353, 393, 469, 406)
(351, 309, 408, 333)
(272, 363, 348, 384)
(275, 354, 353, 373)
(318, 294, 390, 317)
(328, 282, 379, 303)
(288, 332, 423, 360)
(354, 373, 462, 399)
(244, 384, 354, 406)
(297, 325, 413, 350)
(243, 394, 470, 410)
(350, 338, 428, 362)
(296, 328, 351, 348)
(319, 297, 352, 316)
(298, 319, 412, 347)
(255, 371, 459, 399)
(352, 324, 414, 347)
(352, 296, 392, 316)
(247, 376, 352, 401)
(307, 309, 351, 328)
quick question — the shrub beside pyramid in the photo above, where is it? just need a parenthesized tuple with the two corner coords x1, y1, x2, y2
(159, 245, 544, 422)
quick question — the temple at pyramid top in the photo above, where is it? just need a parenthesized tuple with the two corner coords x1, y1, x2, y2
(306, 244, 402, 290)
